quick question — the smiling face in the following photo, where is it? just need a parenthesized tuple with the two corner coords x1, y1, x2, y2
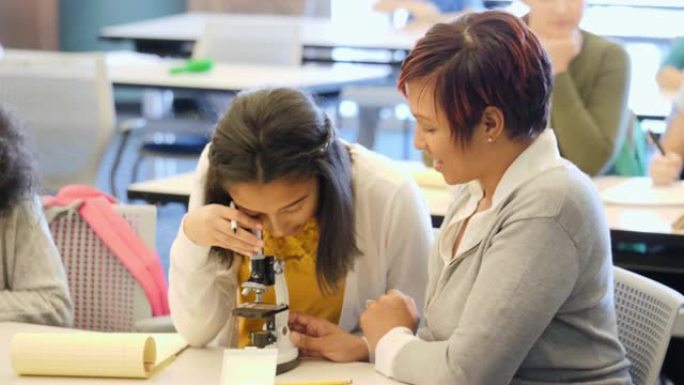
(227, 176, 319, 238)
(408, 78, 491, 185)
(524, 0, 585, 39)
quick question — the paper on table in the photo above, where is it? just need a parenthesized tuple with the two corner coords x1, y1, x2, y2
(11, 332, 187, 379)
(221, 348, 277, 385)
(601, 177, 684, 206)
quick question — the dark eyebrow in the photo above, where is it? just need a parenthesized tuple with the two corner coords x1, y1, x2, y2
(236, 194, 309, 215)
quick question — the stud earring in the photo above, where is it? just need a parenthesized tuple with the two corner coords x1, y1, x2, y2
(487, 137, 494, 143)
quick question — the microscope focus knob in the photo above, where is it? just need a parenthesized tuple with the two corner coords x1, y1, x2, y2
(251, 331, 276, 348)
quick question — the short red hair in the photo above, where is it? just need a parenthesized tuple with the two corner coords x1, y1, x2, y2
(398, 11, 552, 143)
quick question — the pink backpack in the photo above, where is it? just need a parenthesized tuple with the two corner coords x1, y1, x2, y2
(44, 185, 169, 321)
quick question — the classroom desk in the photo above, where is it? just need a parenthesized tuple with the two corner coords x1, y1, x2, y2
(1, 50, 392, 96)
(3, 318, 681, 385)
(596, 177, 684, 274)
(127, 173, 680, 236)
(106, 53, 392, 94)
(127, 172, 452, 228)
(101, 13, 425, 53)
(485, 0, 684, 10)
(0, 322, 400, 385)
(127, 172, 199, 206)
(128, 173, 684, 272)
(100, 9, 684, 52)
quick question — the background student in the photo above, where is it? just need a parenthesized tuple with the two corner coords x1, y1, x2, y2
(0, 106, 73, 327)
(169, 88, 432, 361)
(524, 0, 634, 176)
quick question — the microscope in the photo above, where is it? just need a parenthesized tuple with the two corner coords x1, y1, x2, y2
(232, 230, 299, 374)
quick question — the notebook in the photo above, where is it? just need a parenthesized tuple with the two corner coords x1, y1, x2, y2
(11, 332, 188, 379)
(601, 177, 684, 206)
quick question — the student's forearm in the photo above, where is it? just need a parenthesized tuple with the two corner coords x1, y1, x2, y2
(0, 289, 72, 326)
(662, 110, 684, 157)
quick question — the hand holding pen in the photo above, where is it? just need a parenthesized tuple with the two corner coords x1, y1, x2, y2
(648, 130, 684, 186)
(182, 200, 264, 256)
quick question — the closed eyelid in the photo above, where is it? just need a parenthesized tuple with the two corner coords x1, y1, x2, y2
(235, 204, 260, 218)
(282, 201, 305, 213)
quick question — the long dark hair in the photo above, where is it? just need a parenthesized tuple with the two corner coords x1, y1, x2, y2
(0, 106, 36, 216)
(205, 88, 359, 293)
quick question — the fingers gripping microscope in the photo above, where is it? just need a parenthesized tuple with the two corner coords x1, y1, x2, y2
(231, 230, 299, 373)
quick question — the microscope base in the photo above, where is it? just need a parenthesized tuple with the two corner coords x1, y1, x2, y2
(276, 358, 299, 374)
(275, 343, 299, 374)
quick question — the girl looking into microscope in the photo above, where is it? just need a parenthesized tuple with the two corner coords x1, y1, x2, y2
(169, 87, 432, 362)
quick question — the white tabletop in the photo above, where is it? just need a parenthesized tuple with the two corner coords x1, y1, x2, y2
(101, 13, 425, 51)
(0, 49, 392, 94)
(129, 172, 197, 198)
(595, 176, 684, 237)
(486, 0, 684, 7)
(0, 322, 400, 385)
(127, 169, 453, 223)
(106, 52, 392, 92)
(128, 171, 684, 237)
(100, 9, 684, 49)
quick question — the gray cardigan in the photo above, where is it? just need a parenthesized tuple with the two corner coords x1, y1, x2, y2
(0, 197, 72, 326)
(385, 160, 632, 384)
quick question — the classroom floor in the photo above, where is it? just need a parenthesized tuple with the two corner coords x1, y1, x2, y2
(97, 100, 420, 277)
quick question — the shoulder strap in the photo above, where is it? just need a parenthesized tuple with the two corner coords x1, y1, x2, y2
(44, 185, 169, 316)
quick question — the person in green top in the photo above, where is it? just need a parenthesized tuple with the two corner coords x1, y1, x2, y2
(523, 0, 632, 177)
(421, 0, 638, 175)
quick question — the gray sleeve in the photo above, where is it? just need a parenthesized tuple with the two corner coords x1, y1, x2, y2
(390, 217, 580, 385)
(0, 198, 73, 326)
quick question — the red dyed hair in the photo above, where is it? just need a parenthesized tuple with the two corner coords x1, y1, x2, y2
(398, 10, 552, 143)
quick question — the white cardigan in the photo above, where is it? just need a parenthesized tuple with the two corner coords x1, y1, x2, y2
(169, 143, 434, 347)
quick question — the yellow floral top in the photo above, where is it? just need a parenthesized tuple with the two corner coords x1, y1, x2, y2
(236, 218, 346, 347)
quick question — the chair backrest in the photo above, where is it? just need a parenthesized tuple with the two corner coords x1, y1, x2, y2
(192, 17, 302, 67)
(0, 50, 115, 192)
(47, 204, 158, 332)
(613, 266, 684, 385)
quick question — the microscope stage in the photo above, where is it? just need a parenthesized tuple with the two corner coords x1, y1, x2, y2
(233, 303, 289, 319)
